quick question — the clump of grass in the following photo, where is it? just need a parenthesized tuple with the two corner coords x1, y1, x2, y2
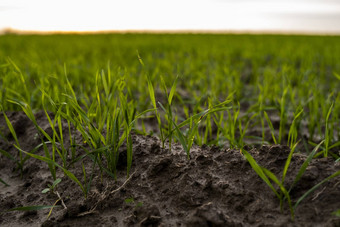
(8, 99, 58, 180)
(242, 140, 340, 219)
(159, 75, 178, 151)
(159, 96, 232, 158)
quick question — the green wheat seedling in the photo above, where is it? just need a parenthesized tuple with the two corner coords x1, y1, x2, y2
(278, 87, 288, 144)
(3, 179, 64, 219)
(0, 106, 24, 175)
(211, 111, 224, 145)
(242, 142, 299, 218)
(159, 75, 178, 151)
(237, 113, 259, 148)
(242, 140, 340, 220)
(287, 107, 303, 149)
(61, 67, 119, 178)
(308, 140, 340, 160)
(66, 105, 77, 164)
(309, 102, 340, 159)
(40, 91, 69, 168)
(118, 86, 135, 177)
(264, 111, 278, 144)
(0, 34, 340, 223)
(256, 84, 267, 144)
(324, 102, 334, 157)
(42, 178, 62, 194)
(306, 95, 319, 141)
(159, 97, 232, 158)
(221, 103, 240, 148)
(213, 107, 258, 148)
(61, 71, 154, 179)
(2, 102, 60, 178)
(147, 74, 166, 148)
(0, 177, 9, 186)
(15, 145, 88, 198)
(60, 94, 117, 180)
(6, 58, 30, 105)
(8, 99, 57, 180)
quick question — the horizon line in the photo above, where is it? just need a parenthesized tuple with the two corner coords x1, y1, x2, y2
(1, 27, 340, 36)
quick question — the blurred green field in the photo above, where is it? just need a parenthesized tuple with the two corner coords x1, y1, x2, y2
(0, 33, 339, 155)
(1, 34, 340, 220)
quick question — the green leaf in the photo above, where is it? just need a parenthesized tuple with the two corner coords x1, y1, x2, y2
(136, 50, 145, 67)
(329, 141, 340, 149)
(0, 177, 9, 186)
(0, 148, 16, 162)
(282, 141, 299, 184)
(129, 108, 156, 127)
(332, 209, 340, 217)
(168, 75, 178, 105)
(290, 140, 324, 192)
(333, 72, 340, 80)
(159, 102, 189, 158)
(15, 145, 86, 197)
(101, 70, 109, 97)
(64, 64, 77, 101)
(52, 178, 62, 188)
(262, 167, 294, 218)
(294, 170, 340, 210)
(2, 111, 20, 146)
(242, 149, 281, 199)
(42, 188, 50, 194)
(147, 76, 156, 109)
(324, 103, 334, 157)
(264, 111, 277, 144)
(124, 198, 134, 204)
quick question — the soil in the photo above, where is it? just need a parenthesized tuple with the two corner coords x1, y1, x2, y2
(0, 112, 339, 227)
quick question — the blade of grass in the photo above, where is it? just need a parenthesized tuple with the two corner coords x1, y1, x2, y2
(159, 102, 189, 158)
(262, 167, 293, 218)
(289, 140, 324, 192)
(294, 170, 340, 211)
(0, 177, 9, 186)
(264, 111, 277, 144)
(242, 149, 281, 199)
(324, 102, 334, 157)
(282, 141, 299, 183)
(15, 145, 87, 198)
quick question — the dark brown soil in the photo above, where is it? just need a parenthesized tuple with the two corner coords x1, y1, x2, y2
(0, 112, 339, 227)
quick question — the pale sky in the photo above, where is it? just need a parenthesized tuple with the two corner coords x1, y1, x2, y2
(1, 0, 340, 33)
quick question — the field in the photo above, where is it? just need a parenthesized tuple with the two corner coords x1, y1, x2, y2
(0, 33, 339, 226)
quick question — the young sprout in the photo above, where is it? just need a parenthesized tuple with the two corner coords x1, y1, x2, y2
(42, 178, 62, 194)
(242, 140, 340, 220)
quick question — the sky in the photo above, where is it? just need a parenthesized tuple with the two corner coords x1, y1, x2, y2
(0, 0, 340, 33)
